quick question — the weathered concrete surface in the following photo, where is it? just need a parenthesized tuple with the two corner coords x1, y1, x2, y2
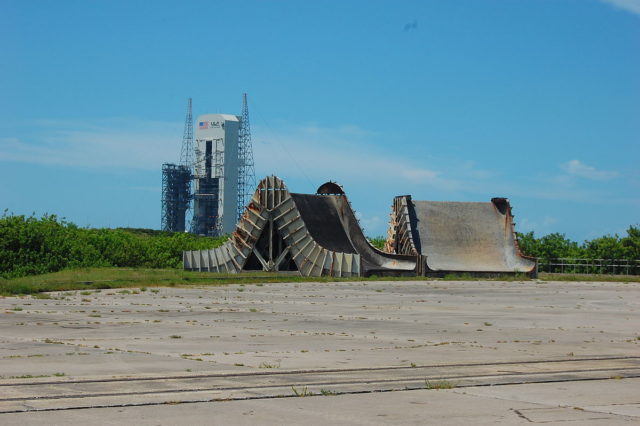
(2, 280, 638, 378)
(411, 200, 536, 273)
(0, 356, 637, 412)
(1, 379, 638, 425)
(0, 280, 638, 422)
(291, 193, 417, 274)
(386, 195, 536, 274)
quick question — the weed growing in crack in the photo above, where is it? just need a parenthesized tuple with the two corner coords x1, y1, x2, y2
(425, 380, 455, 389)
(291, 386, 312, 397)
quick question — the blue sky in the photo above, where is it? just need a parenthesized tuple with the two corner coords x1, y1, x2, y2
(1, 0, 638, 241)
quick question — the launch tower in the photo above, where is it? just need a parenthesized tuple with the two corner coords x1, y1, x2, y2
(191, 114, 240, 236)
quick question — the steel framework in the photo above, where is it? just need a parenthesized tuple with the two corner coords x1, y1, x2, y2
(191, 135, 223, 237)
(180, 98, 194, 228)
(191, 177, 221, 236)
(161, 163, 191, 232)
(180, 98, 194, 169)
(161, 98, 194, 232)
(237, 93, 256, 221)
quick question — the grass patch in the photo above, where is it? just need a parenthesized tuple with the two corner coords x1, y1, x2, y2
(425, 380, 455, 390)
(439, 272, 638, 283)
(0, 267, 423, 296)
(10, 374, 51, 379)
(538, 273, 640, 283)
(31, 293, 51, 300)
(1, 267, 637, 297)
(0, 268, 313, 296)
(442, 272, 532, 281)
(291, 386, 312, 397)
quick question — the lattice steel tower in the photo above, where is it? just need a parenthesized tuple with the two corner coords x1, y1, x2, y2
(180, 98, 194, 170)
(180, 98, 194, 228)
(237, 93, 256, 220)
(161, 98, 193, 232)
(161, 163, 191, 231)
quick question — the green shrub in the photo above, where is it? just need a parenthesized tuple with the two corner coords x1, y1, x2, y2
(0, 212, 227, 279)
(517, 226, 640, 274)
(368, 236, 386, 250)
(517, 226, 639, 262)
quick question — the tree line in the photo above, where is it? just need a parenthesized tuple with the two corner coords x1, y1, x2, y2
(370, 227, 639, 262)
(1, 212, 638, 279)
(0, 213, 226, 279)
(516, 226, 639, 261)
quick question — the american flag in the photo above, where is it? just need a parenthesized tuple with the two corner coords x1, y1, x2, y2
(199, 121, 208, 129)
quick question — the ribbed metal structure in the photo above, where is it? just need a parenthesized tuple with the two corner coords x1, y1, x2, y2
(184, 176, 417, 277)
(385, 195, 537, 275)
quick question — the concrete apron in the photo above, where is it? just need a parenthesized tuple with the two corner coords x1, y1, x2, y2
(1, 356, 639, 413)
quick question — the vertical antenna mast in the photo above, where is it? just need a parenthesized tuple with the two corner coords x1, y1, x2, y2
(180, 98, 194, 169)
(180, 98, 194, 230)
(237, 93, 256, 220)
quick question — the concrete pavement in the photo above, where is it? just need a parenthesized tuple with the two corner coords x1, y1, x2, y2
(1, 279, 638, 423)
(1, 378, 638, 425)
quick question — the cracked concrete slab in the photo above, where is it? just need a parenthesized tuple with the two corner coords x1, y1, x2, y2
(0, 279, 638, 423)
(1, 380, 638, 425)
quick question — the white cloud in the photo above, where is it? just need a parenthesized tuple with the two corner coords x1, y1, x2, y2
(400, 168, 439, 182)
(3, 119, 630, 211)
(517, 215, 559, 236)
(543, 215, 558, 227)
(598, 0, 640, 16)
(561, 159, 619, 181)
(1, 118, 484, 195)
(0, 119, 182, 170)
(252, 122, 462, 191)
